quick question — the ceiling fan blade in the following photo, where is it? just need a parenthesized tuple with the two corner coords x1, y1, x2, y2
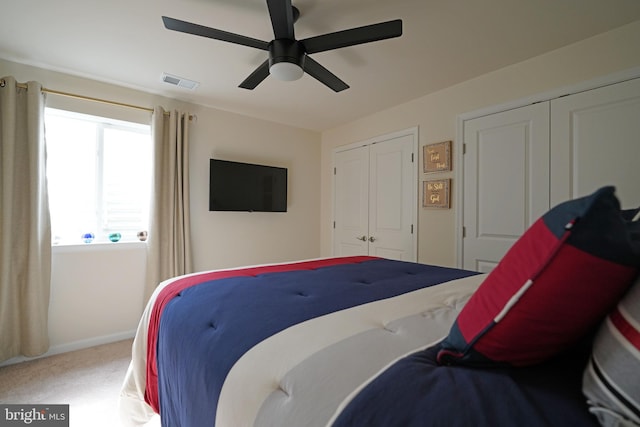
(303, 56, 349, 92)
(239, 60, 271, 90)
(302, 19, 402, 54)
(162, 16, 269, 51)
(266, 0, 295, 39)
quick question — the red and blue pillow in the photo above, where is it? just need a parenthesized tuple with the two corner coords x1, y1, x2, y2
(437, 186, 640, 367)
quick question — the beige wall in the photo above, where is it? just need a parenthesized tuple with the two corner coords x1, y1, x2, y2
(1, 58, 321, 357)
(187, 103, 321, 271)
(320, 20, 640, 268)
(3, 18, 640, 358)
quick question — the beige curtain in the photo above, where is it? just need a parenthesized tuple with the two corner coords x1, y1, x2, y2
(144, 107, 193, 301)
(0, 76, 51, 362)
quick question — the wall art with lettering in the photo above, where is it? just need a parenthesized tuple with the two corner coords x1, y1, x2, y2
(423, 140, 451, 173)
(423, 179, 450, 209)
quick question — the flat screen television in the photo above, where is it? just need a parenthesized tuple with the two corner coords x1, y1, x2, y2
(209, 159, 288, 212)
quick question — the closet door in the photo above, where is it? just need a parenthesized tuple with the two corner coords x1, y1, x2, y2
(462, 102, 550, 272)
(550, 78, 640, 208)
(368, 134, 416, 261)
(333, 145, 369, 256)
(332, 130, 417, 261)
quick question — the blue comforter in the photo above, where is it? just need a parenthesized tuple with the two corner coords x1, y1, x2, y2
(156, 258, 478, 426)
(147, 257, 597, 427)
(333, 343, 598, 427)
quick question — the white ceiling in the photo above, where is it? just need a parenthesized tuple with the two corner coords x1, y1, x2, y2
(2, 0, 640, 131)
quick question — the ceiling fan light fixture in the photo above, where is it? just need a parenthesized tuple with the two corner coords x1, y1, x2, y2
(270, 61, 304, 81)
(268, 39, 306, 81)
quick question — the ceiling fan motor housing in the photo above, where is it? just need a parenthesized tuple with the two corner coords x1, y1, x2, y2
(268, 39, 306, 80)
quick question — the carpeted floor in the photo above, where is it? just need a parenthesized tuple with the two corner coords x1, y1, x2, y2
(0, 339, 160, 427)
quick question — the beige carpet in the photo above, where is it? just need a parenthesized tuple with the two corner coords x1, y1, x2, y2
(0, 339, 160, 427)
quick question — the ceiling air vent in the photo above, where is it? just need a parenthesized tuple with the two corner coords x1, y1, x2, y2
(161, 73, 199, 90)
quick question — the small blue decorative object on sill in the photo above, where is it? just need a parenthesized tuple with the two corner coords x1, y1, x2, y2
(82, 232, 95, 243)
(109, 232, 122, 242)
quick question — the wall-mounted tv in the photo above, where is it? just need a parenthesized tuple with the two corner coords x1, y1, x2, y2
(209, 159, 288, 212)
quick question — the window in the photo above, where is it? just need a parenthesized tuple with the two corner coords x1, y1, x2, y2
(45, 108, 152, 244)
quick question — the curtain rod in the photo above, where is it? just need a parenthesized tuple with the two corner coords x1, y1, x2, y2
(6, 80, 192, 119)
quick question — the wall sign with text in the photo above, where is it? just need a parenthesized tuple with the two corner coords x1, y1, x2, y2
(423, 179, 450, 209)
(423, 140, 451, 173)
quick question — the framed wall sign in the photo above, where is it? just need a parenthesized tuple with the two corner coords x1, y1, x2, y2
(423, 179, 450, 209)
(423, 140, 451, 173)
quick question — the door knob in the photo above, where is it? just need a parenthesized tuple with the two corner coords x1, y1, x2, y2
(356, 236, 367, 241)
(369, 236, 376, 242)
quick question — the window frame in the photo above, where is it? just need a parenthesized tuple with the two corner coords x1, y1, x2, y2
(44, 107, 152, 246)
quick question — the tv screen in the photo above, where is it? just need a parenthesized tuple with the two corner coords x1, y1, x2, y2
(209, 159, 287, 212)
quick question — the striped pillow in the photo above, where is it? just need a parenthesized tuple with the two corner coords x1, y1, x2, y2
(583, 276, 640, 426)
(437, 187, 640, 367)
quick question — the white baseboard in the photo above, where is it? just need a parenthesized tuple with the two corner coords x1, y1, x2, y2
(0, 330, 136, 367)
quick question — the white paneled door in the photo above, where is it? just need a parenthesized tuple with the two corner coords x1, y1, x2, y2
(550, 78, 640, 208)
(333, 130, 417, 261)
(461, 76, 640, 272)
(333, 144, 370, 257)
(462, 102, 550, 272)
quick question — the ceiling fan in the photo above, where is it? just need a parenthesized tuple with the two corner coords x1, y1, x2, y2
(162, 0, 402, 92)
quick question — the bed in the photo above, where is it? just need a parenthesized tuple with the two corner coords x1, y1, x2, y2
(119, 186, 640, 427)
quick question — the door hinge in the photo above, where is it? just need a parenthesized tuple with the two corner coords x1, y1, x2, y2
(462, 226, 466, 238)
(411, 224, 414, 234)
(333, 221, 336, 229)
(463, 144, 467, 155)
(334, 167, 336, 175)
(411, 153, 414, 163)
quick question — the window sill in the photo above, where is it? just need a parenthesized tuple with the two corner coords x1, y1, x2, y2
(52, 241, 147, 253)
